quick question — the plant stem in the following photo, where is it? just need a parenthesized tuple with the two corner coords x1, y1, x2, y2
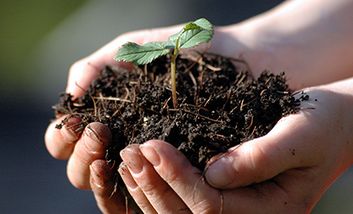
(170, 53, 178, 108)
(170, 36, 181, 108)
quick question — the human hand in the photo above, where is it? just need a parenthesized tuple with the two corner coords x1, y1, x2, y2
(44, 25, 186, 213)
(44, 23, 259, 213)
(96, 79, 353, 213)
(45, 9, 353, 212)
(45, 19, 269, 185)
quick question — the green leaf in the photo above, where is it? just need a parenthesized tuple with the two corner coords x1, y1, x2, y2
(193, 18, 213, 31)
(114, 42, 171, 65)
(169, 18, 214, 49)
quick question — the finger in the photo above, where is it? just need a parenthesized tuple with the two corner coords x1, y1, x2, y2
(118, 161, 157, 214)
(205, 112, 320, 189)
(90, 160, 128, 214)
(120, 144, 190, 214)
(138, 139, 307, 213)
(45, 115, 83, 160)
(140, 140, 222, 214)
(66, 26, 181, 98)
(65, 58, 104, 98)
(137, 138, 311, 213)
(67, 122, 111, 189)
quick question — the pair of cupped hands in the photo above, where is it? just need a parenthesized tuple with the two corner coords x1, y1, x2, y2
(45, 24, 353, 213)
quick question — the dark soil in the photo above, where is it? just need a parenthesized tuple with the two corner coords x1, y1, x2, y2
(54, 53, 304, 212)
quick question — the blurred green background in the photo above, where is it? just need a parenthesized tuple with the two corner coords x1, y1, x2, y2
(0, 0, 352, 213)
(0, 0, 85, 94)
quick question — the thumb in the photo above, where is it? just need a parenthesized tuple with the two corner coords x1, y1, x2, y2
(204, 117, 307, 189)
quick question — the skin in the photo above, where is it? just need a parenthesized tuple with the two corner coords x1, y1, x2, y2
(45, 0, 353, 213)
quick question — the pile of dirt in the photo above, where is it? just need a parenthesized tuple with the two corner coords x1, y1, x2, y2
(55, 53, 303, 169)
(54, 53, 304, 212)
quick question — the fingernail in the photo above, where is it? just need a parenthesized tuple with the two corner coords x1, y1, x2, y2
(62, 117, 82, 143)
(83, 125, 104, 153)
(66, 116, 83, 132)
(139, 144, 160, 166)
(118, 162, 138, 189)
(90, 164, 104, 189)
(205, 155, 233, 187)
(120, 146, 143, 174)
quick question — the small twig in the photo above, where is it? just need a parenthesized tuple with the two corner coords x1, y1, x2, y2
(260, 89, 267, 96)
(92, 96, 132, 103)
(203, 95, 213, 107)
(144, 64, 148, 81)
(245, 115, 254, 130)
(188, 72, 198, 88)
(185, 52, 222, 72)
(205, 64, 222, 72)
(168, 108, 179, 112)
(229, 105, 238, 115)
(234, 73, 247, 87)
(162, 97, 172, 109)
(276, 90, 289, 95)
(247, 125, 257, 140)
(240, 99, 245, 111)
(221, 88, 232, 111)
(72, 103, 85, 107)
(91, 94, 98, 118)
(99, 92, 107, 112)
(124, 87, 131, 100)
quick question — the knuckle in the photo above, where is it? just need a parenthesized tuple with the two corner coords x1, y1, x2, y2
(161, 157, 191, 184)
(252, 146, 274, 179)
(78, 142, 104, 164)
(163, 167, 181, 184)
(137, 202, 152, 213)
(139, 181, 157, 195)
(246, 144, 272, 180)
(252, 144, 271, 167)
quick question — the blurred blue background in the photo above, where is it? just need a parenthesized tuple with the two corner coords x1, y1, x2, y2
(1, 0, 352, 213)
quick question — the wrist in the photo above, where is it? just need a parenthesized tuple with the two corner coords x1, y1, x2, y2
(237, 0, 353, 89)
(212, 16, 305, 89)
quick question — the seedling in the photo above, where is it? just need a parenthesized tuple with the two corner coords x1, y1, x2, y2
(115, 18, 214, 108)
